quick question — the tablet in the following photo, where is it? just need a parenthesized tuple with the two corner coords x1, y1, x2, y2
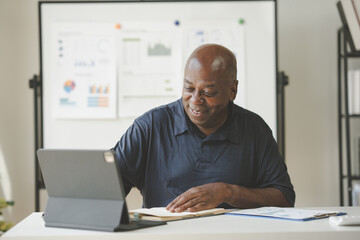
(37, 149, 166, 231)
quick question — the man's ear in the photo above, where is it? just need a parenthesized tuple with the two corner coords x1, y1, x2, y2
(230, 80, 238, 101)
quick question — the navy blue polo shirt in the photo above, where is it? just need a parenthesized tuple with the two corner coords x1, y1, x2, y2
(113, 99, 295, 208)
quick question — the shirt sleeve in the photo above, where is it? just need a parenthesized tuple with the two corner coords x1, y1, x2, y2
(254, 131, 296, 206)
(112, 118, 149, 196)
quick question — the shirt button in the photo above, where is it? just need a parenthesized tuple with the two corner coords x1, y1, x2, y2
(196, 158, 211, 169)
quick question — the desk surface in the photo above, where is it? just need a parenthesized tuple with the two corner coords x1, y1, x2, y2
(2, 207, 360, 240)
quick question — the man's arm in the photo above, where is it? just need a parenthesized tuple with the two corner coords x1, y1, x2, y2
(113, 118, 150, 196)
(166, 182, 291, 213)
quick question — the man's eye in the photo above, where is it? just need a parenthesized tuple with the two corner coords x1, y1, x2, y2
(203, 91, 216, 97)
(185, 87, 194, 91)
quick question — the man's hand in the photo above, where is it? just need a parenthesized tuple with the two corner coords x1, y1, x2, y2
(166, 182, 230, 213)
(166, 183, 291, 213)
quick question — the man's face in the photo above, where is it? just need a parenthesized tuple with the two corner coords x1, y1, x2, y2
(182, 58, 236, 134)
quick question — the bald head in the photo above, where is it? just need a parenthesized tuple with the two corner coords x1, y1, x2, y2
(182, 44, 239, 136)
(185, 44, 237, 85)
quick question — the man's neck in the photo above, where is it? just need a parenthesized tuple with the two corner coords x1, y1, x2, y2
(198, 126, 220, 137)
(199, 112, 230, 137)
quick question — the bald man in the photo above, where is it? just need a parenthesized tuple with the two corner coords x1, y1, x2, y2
(113, 44, 295, 212)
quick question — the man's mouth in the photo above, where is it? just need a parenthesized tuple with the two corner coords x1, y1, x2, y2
(191, 108, 205, 116)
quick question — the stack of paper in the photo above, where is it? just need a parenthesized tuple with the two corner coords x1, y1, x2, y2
(226, 207, 346, 221)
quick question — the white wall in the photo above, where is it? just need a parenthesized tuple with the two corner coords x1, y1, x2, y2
(0, 0, 343, 224)
(0, 0, 38, 223)
(278, 0, 341, 206)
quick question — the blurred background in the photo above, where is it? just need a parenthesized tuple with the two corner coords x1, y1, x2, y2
(0, 0, 346, 224)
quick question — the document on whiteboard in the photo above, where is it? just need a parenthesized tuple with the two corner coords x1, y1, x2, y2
(51, 21, 117, 119)
(116, 20, 182, 118)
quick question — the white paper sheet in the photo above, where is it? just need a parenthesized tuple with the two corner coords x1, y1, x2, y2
(51, 22, 117, 119)
(116, 21, 182, 117)
(228, 207, 345, 220)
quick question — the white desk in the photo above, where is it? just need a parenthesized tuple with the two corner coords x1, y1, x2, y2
(2, 207, 360, 240)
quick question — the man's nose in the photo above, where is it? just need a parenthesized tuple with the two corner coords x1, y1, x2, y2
(190, 90, 204, 104)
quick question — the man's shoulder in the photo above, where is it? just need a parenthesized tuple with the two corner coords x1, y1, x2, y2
(135, 99, 181, 125)
(232, 104, 265, 123)
(231, 103, 272, 133)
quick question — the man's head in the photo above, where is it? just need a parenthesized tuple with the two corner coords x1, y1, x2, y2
(182, 44, 238, 136)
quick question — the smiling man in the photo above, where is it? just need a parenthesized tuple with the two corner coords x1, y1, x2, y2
(113, 44, 295, 212)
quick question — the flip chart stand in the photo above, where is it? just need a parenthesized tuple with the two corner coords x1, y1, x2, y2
(29, 74, 44, 211)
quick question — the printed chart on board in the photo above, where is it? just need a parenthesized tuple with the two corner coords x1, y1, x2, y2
(49, 19, 246, 119)
(51, 22, 117, 119)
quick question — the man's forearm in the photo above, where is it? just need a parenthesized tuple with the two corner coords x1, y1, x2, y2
(167, 182, 292, 213)
(224, 183, 291, 209)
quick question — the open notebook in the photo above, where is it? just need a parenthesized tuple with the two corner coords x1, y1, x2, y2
(129, 207, 227, 221)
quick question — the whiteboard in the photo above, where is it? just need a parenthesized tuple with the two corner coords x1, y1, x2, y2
(40, 0, 277, 149)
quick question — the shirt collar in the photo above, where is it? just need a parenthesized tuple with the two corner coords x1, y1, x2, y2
(204, 102, 241, 144)
(223, 102, 241, 144)
(173, 99, 189, 136)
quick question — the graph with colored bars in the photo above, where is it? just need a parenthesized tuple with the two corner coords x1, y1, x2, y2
(88, 85, 109, 107)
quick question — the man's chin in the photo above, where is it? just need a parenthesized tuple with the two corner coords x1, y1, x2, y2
(188, 117, 211, 129)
